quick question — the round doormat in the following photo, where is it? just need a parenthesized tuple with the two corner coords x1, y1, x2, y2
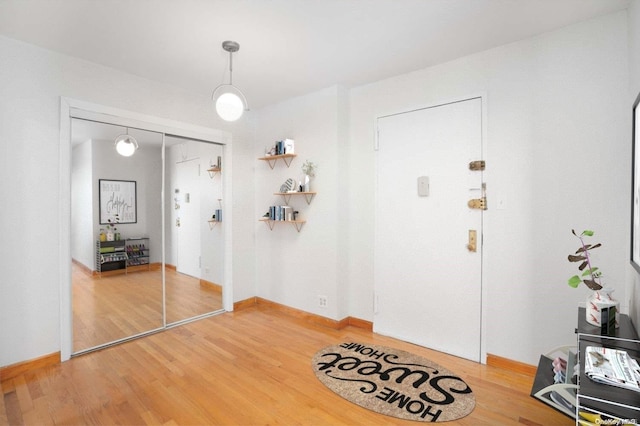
(312, 342, 475, 422)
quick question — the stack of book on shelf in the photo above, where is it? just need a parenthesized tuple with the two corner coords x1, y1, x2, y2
(268, 205, 294, 221)
(585, 346, 640, 392)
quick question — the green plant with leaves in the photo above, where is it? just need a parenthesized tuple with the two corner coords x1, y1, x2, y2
(567, 229, 603, 290)
(301, 160, 316, 177)
(106, 214, 119, 233)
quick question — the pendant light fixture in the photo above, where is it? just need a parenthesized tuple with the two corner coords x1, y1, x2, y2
(212, 40, 249, 122)
(114, 128, 139, 157)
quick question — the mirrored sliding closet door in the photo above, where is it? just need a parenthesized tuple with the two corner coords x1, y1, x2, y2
(70, 119, 224, 355)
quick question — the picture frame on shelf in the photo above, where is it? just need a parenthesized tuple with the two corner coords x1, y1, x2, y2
(99, 179, 137, 224)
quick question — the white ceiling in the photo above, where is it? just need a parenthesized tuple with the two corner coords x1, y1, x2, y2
(0, 0, 630, 110)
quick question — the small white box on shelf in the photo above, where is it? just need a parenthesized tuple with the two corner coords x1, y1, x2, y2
(284, 139, 295, 154)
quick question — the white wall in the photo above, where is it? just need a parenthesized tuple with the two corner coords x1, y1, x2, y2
(253, 86, 349, 320)
(347, 11, 630, 364)
(0, 35, 254, 367)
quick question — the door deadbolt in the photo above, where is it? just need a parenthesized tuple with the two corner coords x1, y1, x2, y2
(469, 160, 485, 171)
(468, 197, 487, 210)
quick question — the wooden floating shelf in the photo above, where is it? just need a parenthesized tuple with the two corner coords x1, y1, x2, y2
(258, 153, 296, 169)
(259, 218, 305, 232)
(207, 219, 221, 229)
(207, 167, 222, 178)
(274, 191, 316, 205)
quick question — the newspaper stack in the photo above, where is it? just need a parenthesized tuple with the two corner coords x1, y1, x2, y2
(584, 346, 640, 392)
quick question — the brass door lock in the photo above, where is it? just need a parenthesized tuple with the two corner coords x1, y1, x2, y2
(467, 230, 477, 252)
(468, 197, 487, 210)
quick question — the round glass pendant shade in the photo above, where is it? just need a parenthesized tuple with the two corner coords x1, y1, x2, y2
(114, 135, 138, 157)
(215, 92, 245, 122)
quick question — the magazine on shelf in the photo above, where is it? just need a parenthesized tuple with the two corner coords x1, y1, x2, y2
(584, 346, 640, 392)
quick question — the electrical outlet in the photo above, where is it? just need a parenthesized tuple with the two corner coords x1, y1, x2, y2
(318, 295, 328, 308)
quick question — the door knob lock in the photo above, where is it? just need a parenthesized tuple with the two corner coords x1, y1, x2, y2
(467, 230, 477, 252)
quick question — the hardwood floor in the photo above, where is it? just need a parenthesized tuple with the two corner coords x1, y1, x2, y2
(2, 305, 571, 425)
(73, 264, 222, 352)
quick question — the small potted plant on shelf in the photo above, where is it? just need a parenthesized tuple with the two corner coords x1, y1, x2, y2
(567, 229, 618, 327)
(567, 229, 603, 291)
(301, 160, 316, 192)
(106, 214, 120, 241)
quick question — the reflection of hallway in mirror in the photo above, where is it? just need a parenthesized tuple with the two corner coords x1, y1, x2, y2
(72, 263, 222, 352)
(165, 266, 222, 324)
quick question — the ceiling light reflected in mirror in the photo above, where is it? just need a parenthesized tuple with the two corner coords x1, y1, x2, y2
(114, 132, 139, 157)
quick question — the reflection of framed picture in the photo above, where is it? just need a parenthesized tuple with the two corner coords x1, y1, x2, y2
(632, 93, 640, 272)
(99, 179, 137, 224)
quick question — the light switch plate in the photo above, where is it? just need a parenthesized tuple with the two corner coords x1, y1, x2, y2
(417, 176, 429, 197)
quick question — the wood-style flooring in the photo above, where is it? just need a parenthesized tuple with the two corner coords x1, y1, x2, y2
(2, 305, 571, 425)
(73, 264, 222, 352)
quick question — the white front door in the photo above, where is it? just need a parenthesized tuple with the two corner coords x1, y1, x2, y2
(176, 160, 201, 278)
(374, 97, 484, 362)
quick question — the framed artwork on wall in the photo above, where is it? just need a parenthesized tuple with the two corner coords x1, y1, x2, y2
(99, 179, 137, 224)
(632, 92, 640, 273)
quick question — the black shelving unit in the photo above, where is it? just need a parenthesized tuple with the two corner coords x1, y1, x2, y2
(531, 307, 639, 422)
(576, 312, 640, 424)
(96, 239, 127, 274)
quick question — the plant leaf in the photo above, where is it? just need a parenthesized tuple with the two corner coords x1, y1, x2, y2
(582, 267, 599, 277)
(568, 276, 582, 288)
(578, 261, 588, 271)
(582, 230, 594, 237)
(576, 243, 601, 254)
(568, 254, 587, 262)
(583, 279, 603, 290)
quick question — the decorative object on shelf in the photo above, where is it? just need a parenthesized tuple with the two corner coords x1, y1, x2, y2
(114, 128, 138, 157)
(266, 139, 295, 156)
(567, 229, 619, 328)
(212, 40, 248, 122)
(99, 228, 106, 242)
(585, 288, 619, 330)
(207, 156, 222, 178)
(280, 178, 296, 193)
(106, 214, 119, 242)
(208, 199, 223, 229)
(301, 160, 316, 192)
(283, 139, 294, 154)
(567, 229, 603, 291)
(260, 206, 303, 231)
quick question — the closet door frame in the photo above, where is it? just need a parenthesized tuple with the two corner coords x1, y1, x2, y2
(59, 97, 234, 362)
